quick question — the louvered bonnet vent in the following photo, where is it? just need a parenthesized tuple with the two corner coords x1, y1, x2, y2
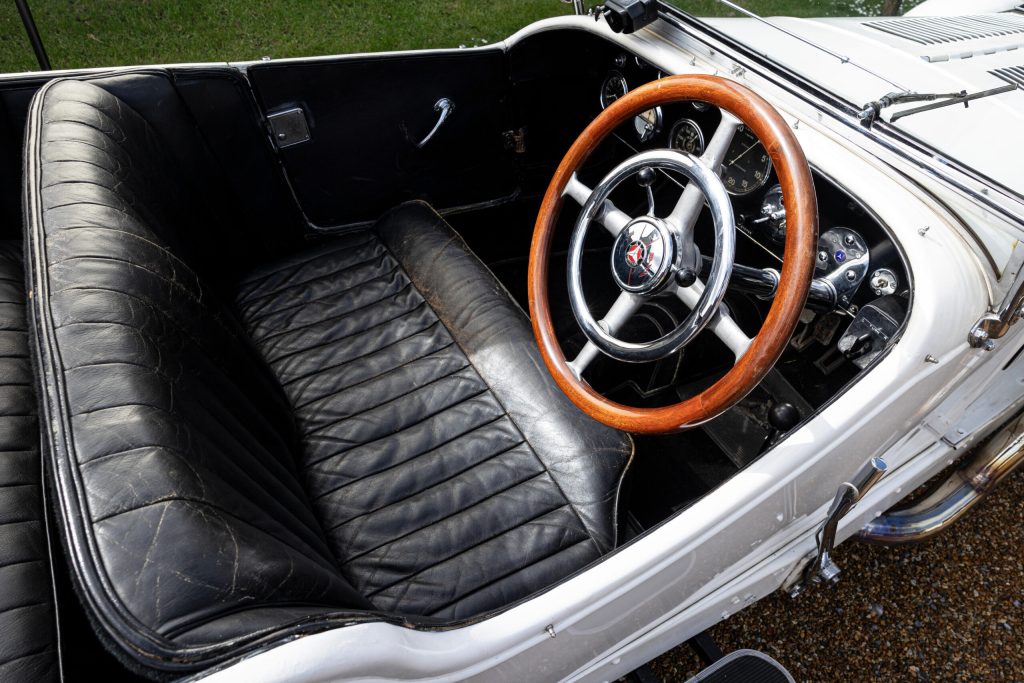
(863, 14, 1024, 45)
(990, 65, 1024, 88)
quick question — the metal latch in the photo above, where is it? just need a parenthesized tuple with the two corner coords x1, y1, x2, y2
(503, 128, 526, 154)
(267, 107, 311, 149)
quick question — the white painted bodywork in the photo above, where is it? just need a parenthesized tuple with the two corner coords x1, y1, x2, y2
(200, 8, 1024, 682)
(908, 0, 1021, 17)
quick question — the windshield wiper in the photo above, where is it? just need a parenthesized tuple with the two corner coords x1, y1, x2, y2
(858, 83, 1017, 129)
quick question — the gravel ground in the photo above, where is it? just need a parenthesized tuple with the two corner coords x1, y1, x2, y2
(650, 469, 1024, 682)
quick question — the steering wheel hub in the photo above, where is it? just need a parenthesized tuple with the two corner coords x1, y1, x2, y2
(611, 217, 676, 294)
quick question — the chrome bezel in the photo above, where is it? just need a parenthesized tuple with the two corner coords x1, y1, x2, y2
(634, 106, 663, 143)
(669, 118, 706, 156)
(723, 126, 773, 196)
(610, 217, 677, 294)
(599, 71, 629, 110)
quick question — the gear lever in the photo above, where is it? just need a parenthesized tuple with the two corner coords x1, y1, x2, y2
(764, 401, 800, 450)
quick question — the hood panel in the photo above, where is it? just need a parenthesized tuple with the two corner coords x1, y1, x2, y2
(704, 12, 1024, 195)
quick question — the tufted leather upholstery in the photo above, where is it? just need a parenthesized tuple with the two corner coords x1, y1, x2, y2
(0, 242, 60, 681)
(24, 74, 631, 674)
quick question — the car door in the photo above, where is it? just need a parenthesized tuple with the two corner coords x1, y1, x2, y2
(248, 48, 519, 229)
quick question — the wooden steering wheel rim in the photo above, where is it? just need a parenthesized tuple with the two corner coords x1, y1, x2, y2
(528, 75, 818, 434)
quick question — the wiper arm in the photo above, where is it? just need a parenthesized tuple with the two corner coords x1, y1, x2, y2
(858, 83, 1017, 129)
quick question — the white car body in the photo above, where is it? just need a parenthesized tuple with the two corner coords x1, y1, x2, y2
(198, 6, 1024, 681)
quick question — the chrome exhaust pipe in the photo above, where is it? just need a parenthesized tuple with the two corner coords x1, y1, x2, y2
(859, 411, 1024, 544)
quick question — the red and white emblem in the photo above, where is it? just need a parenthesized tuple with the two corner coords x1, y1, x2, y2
(625, 242, 646, 268)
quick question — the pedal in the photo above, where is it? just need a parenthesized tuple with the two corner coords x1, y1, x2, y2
(683, 649, 794, 683)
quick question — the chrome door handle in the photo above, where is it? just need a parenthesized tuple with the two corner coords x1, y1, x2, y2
(417, 98, 454, 148)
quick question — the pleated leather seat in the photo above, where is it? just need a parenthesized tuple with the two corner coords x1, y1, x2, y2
(0, 242, 59, 681)
(23, 73, 631, 674)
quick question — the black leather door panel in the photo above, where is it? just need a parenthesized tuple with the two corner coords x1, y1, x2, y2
(249, 49, 517, 228)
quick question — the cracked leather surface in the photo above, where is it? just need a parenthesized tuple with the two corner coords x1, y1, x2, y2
(0, 242, 59, 681)
(26, 74, 631, 671)
(238, 203, 632, 619)
(27, 78, 369, 658)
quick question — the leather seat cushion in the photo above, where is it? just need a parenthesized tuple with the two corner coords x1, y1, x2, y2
(0, 241, 59, 681)
(237, 202, 633, 620)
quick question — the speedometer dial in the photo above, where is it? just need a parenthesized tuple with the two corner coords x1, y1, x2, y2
(600, 71, 628, 109)
(669, 119, 705, 156)
(721, 125, 772, 196)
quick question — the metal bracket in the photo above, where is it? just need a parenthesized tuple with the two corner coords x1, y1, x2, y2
(267, 107, 311, 149)
(969, 265, 1024, 350)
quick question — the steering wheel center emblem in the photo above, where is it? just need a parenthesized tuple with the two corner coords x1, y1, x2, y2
(625, 241, 647, 267)
(610, 217, 676, 294)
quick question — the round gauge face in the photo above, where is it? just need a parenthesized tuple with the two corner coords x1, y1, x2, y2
(634, 107, 663, 143)
(669, 118, 705, 156)
(600, 71, 628, 110)
(721, 125, 773, 196)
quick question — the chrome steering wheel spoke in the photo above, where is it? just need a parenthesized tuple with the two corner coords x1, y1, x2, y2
(563, 173, 630, 238)
(568, 291, 644, 377)
(674, 278, 751, 360)
(667, 113, 741, 262)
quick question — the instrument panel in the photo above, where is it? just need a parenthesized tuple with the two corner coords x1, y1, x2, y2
(598, 67, 774, 197)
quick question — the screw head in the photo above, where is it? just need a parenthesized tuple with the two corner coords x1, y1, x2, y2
(845, 269, 857, 282)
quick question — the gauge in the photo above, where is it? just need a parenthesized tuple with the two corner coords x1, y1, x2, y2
(634, 107, 663, 143)
(721, 125, 772, 196)
(600, 71, 628, 109)
(669, 119, 705, 156)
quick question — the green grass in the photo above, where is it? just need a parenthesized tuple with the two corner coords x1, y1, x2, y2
(0, 0, 925, 74)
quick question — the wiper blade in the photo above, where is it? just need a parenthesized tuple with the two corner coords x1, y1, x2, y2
(858, 83, 1018, 129)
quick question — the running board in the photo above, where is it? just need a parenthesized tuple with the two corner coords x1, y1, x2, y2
(683, 650, 794, 683)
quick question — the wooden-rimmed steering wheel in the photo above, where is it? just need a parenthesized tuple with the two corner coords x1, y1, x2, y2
(528, 75, 818, 434)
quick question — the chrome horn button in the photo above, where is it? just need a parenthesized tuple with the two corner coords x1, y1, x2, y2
(610, 217, 676, 294)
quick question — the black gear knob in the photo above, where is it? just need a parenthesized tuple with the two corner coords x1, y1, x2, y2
(768, 401, 801, 433)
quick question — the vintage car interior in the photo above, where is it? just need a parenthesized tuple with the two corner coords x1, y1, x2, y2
(0, 15, 911, 682)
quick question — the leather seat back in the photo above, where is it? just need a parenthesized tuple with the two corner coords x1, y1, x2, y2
(0, 242, 59, 681)
(24, 75, 367, 670)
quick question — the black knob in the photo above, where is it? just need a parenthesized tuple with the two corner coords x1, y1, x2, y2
(768, 402, 800, 433)
(637, 166, 657, 188)
(675, 267, 697, 288)
(837, 333, 873, 360)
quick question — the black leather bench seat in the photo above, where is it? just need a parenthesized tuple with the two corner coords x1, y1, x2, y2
(0, 242, 59, 681)
(238, 203, 630, 619)
(24, 73, 632, 674)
